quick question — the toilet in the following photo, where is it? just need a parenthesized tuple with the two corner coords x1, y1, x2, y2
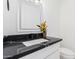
(60, 47, 75, 59)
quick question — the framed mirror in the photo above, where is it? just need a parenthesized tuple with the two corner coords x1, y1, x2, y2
(17, 1, 42, 32)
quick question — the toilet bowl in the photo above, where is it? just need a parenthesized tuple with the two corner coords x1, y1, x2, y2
(60, 47, 75, 59)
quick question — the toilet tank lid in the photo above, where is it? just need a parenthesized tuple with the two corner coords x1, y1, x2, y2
(60, 48, 74, 56)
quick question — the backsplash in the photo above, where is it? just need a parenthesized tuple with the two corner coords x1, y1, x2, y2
(3, 33, 43, 42)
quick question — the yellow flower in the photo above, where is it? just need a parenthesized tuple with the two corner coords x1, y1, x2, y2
(37, 20, 47, 33)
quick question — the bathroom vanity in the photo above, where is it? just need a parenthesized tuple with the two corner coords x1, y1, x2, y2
(19, 41, 61, 59)
(3, 33, 62, 59)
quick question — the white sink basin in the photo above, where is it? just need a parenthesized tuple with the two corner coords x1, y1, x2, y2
(22, 38, 48, 47)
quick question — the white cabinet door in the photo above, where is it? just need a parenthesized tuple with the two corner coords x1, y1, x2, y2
(45, 50, 60, 59)
(19, 42, 60, 59)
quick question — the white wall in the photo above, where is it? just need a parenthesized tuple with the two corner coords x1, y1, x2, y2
(41, 0, 60, 37)
(3, 0, 18, 35)
(41, 0, 75, 52)
(59, 0, 75, 52)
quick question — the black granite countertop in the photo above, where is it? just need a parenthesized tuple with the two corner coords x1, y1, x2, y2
(4, 36, 62, 59)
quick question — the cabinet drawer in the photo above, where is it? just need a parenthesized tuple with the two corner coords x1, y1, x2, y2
(45, 50, 60, 59)
(20, 42, 60, 59)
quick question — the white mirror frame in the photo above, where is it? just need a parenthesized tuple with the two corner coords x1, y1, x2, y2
(17, 1, 43, 32)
